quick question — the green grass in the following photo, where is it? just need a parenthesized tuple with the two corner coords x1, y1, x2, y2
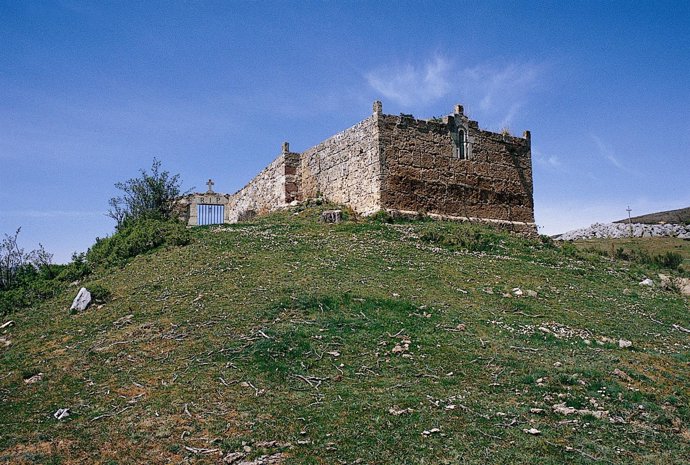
(573, 237, 690, 274)
(1, 206, 689, 464)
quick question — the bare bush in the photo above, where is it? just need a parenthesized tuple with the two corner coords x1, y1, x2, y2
(0, 228, 53, 290)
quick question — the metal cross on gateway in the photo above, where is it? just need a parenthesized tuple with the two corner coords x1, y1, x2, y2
(206, 179, 215, 194)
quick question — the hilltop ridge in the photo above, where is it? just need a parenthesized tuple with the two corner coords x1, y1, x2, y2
(1, 207, 688, 464)
(614, 206, 690, 225)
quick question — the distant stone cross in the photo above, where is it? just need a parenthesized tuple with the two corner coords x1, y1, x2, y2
(206, 179, 215, 193)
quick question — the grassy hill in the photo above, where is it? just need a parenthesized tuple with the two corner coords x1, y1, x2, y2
(1, 207, 689, 464)
(614, 206, 690, 225)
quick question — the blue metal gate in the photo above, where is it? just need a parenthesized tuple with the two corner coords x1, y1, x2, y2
(197, 204, 224, 225)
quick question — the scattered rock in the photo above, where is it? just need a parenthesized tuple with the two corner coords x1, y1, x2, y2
(618, 339, 633, 349)
(552, 403, 576, 415)
(511, 287, 524, 296)
(24, 372, 43, 384)
(389, 406, 413, 416)
(524, 428, 541, 435)
(659, 274, 690, 296)
(0, 320, 14, 330)
(552, 403, 609, 419)
(53, 408, 70, 420)
(557, 222, 690, 240)
(70, 287, 92, 312)
(639, 278, 654, 287)
(613, 368, 632, 382)
(254, 441, 291, 449)
(422, 428, 441, 436)
(0, 337, 10, 348)
(239, 452, 286, 464)
(222, 452, 246, 464)
(525, 289, 538, 298)
(320, 210, 342, 224)
(113, 314, 134, 327)
(530, 408, 545, 414)
(391, 338, 411, 355)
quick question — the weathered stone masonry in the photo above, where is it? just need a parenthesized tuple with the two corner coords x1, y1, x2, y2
(180, 102, 536, 232)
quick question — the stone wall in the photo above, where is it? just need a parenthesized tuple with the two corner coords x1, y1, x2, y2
(299, 115, 381, 215)
(226, 154, 289, 223)
(378, 110, 534, 229)
(177, 101, 535, 231)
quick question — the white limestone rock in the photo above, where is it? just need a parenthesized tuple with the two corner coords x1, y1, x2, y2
(53, 408, 70, 420)
(556, 222, 690, 240)
(70, 287, 92, 312)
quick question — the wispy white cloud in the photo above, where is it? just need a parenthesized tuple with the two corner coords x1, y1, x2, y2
(364, 56, 544, 129)
(590, 134, 625, 170)
(460, 62, 544, 128)
(365, 55, 452, 107)
(532, 149, 562, 169)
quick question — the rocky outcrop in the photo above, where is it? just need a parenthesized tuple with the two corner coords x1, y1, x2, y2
(556, 223, 690, 240)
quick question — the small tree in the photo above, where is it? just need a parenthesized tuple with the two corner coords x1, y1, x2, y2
(107, 158, 190, 229)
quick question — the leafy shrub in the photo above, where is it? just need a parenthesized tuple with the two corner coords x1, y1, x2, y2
(87, 283, 111, 303)
(614, 247, 683, 271)
(539, 234, 555, 248)
(420, 225, 503, 253)
(0, 265, 64, 316)
(653, 251, 683, 270)
(86, 218, 190, 269)
(56, 252, 90, 282)
(559, 241, 580, 257)
(108, 158, 190, 228)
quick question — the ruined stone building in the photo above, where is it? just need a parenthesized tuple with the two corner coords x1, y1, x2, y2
(178, 101, 536, 232)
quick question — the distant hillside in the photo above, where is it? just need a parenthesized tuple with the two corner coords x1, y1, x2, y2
(614, 206, 690, 224)
(1, 207, 689, 464)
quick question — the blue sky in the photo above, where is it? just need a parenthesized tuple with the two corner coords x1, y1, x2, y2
(1, 1, 689, 262)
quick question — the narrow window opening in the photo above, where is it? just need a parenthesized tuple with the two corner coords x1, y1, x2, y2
(458, 129, 467, 159)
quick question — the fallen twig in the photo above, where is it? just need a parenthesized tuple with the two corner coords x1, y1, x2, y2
(510, 346, 541, 352)
(512, 311, 544, 318)
(90, 406, 133, 422)
(183, 446, 219, 455)
(543, 439, 612, 463)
